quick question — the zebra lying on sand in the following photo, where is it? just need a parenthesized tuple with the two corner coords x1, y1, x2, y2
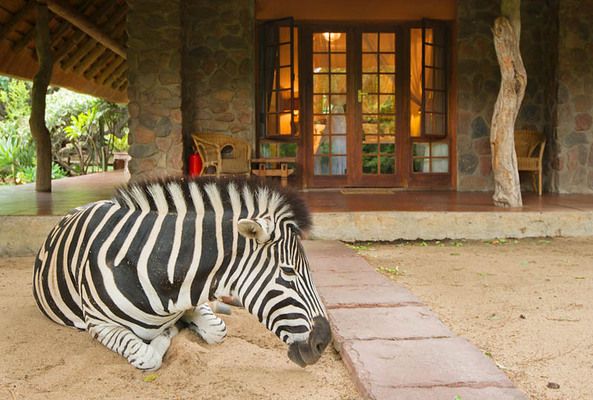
(33, 177, 330, 370)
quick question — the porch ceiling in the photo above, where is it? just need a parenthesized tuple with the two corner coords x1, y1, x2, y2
(0, 0, 127, 103)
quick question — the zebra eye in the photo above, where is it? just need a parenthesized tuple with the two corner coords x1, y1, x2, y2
(280, 265, 297, 276)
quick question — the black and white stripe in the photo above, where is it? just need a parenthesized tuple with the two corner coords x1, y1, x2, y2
(33, 177, 326, 370)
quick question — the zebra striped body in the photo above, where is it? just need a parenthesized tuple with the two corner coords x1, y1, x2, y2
(33, 177, 329, 370)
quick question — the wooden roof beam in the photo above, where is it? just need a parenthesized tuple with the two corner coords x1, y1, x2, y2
(13, 0, 94, 53)
(72, 8, 126, 74)
(96, 56, 124, 84)
(46, 0, 126, 59)
(0, 0, 34, 43)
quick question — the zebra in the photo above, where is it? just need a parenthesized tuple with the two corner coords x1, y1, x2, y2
(33, 177, 331, 370)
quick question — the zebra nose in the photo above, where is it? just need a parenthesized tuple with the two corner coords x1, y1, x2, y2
(287, 316, 332, 367)
(309, 316, 331, 356)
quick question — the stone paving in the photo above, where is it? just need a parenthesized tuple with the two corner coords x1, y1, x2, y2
(304, 240, 528, 400)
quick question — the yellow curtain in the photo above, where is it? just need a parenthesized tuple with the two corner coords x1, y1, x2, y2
(410, 28, 433, 137)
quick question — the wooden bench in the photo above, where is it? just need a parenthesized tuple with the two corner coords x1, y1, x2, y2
(251, 157, 296, 187)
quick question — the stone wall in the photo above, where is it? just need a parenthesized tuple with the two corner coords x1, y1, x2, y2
(127, 0, 184, 180)
(183, 0, 255, 148)
(554, 0, 593, 193)
(456, 0, 558, 192)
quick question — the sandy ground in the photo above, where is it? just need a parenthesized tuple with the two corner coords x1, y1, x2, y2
(355, 237, 593, 400)
(0, 257, 359, 400)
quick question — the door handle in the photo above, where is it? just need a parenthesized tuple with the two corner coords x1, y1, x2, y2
(357, 89, 368, 103)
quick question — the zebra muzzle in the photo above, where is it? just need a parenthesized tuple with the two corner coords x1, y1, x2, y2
(287, 316, 332, 367)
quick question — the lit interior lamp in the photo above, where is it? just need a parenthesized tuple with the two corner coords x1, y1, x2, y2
(322, 32, 342, 42)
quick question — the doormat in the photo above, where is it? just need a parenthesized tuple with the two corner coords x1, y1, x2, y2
(340, 188, 397, 194)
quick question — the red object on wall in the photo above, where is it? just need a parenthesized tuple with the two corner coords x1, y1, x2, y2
(188, 153, 202, 177)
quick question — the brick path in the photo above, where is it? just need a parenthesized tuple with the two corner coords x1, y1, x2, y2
(304, 240, 527, 400)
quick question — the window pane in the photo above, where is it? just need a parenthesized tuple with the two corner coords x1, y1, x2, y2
(432, 158, 449, 173)
(413, 142, 429, 156)
(363, 74, 378, 93)
(363, 118, 378, 134)
(380, 143, 395, 154)
(331, 136, 347, 154)
(363, 156, 378, 174)
(332, 156, 347, 175)
(362, 33, 378, 52)
(314, 74, 329, 93)
(331, 54, 347, 72)
(268, 91, 277, 112)
(314, 156, 330, 175)
(267, 114, 277, 135)
(331, 115, 347, 134)
(330, 95, 347, 113)
(313, 95, 329, 114)
(362, 54, 377, 72)
(380, 54, 395, 72)
(431, 142, 449, 156)
(362, 95, 378, 113)
(329, 33, 346, 52)
(314, 135, 330, 155)
(313, 54, 329, 72)
(331, 74, 347, 93)
(379, 33, 395, 52)
(279, 67, 291, 89)
(379, 116, 395, 134)
(413, 158, 430, 172)
(380, 156, 395, 174)
(313, 34, 328, 52)
(363, 142, 378, 154)
(279, 26, 291, 43)
(379, 95, 395, 114)
(279, 113, 292, 135)
(379, 74, 395, 94)
(379, 135, 395, 144)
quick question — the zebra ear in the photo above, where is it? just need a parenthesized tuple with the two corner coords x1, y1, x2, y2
(237, 218, 272, 243)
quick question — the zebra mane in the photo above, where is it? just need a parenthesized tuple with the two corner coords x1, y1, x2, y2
(113, 176, 312, 232)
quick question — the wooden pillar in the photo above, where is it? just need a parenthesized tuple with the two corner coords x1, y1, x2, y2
(29, 1, 54, 192)
(490, 0, 526, 207)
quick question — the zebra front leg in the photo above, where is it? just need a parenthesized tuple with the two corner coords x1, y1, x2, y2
(89, 324, 179, 371)
(183, 303, 227, 344)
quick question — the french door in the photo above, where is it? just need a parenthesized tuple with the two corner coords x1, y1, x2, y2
(304, 26, 405, 187)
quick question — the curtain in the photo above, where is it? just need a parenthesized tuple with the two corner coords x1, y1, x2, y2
(410, 27, 433, 137)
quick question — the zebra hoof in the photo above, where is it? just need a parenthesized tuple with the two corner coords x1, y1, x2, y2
(212, 301, 232, 315)
(188, 320, 227, 345)
(130, 347, 163, 371)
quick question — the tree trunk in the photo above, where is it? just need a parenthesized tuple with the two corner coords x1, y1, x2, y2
(490, 2, 526, 208)
(29, 1, 54, 192)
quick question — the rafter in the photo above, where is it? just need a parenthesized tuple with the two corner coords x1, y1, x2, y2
(83, 51, 113, 79)
(13, 0, 94, 53)
(103, 61, 126, 86)
(96, 56, 124, 84)
(72, 7, 126, 74)
(61, 37, 97, 70)
(46, 0, 126, 59)
(53, 0, 118, 68)
(0, 0, 34, 43)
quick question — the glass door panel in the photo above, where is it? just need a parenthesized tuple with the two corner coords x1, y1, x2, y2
(312, 32, 348, 176)
(360, 32, 397, 177)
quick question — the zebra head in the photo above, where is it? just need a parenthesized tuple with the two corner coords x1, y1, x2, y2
(233, 194, 331, 367)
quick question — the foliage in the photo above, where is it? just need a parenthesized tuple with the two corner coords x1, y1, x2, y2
(0, 77, 128, 185)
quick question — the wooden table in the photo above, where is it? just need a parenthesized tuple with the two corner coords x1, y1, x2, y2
(251, 157, 296, 187)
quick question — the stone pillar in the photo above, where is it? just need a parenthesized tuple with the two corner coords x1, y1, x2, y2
(127, 0, 184, 181)
(183, 0, 255, 146)
(554, 0, 593, 193)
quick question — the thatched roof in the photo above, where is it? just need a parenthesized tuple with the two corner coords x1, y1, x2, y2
(0, 0, 127, 103)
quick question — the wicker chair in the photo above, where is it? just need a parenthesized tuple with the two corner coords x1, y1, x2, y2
(515, 130, 546, 196)
(191, 133, 251, 177)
